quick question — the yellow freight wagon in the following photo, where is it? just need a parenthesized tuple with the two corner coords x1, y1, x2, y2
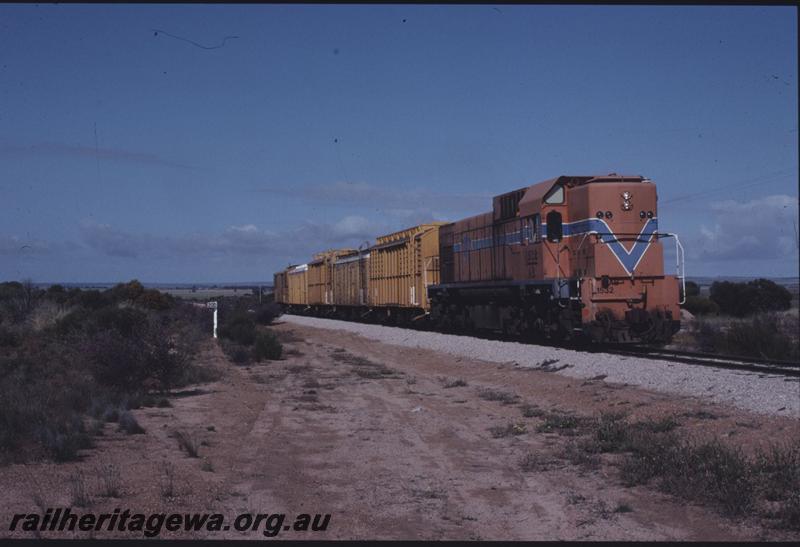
(286, 264, 308, 306)
(369, 223, 445, 311)
(273, 269, 288, 304)
(308, 249, 356, 305)
(333, 250, 370, 306)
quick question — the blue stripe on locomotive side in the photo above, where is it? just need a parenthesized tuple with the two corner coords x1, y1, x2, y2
(451, 217, 658, 276)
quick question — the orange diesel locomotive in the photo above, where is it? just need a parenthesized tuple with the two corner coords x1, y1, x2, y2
(275, 174, 684, 344)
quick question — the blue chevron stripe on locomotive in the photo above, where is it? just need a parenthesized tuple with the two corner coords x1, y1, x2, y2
(543, 217, 659, 275)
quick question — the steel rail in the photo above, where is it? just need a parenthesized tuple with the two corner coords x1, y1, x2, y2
(283, 311, 800, 378)
(591, 345, 800, 378)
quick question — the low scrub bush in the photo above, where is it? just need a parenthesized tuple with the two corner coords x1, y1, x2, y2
(174, 430, 200, 458)
(693, 314, 798, 361)
(218, 312, 256, 346)
(682, 296, 719, 316)
(220, 339, 251, 365)
(37, 416, 93, 462)
(117, 411, 145, 435)
(0, 281, 218, 463)
(754, 440, 800, 503)
(137, 289, 174, 311)
(253, 330, 282, 361)
(443, 378, 467, 388)
(98, 463, 122, 498)
(536, 411, 591, 435)
(710, 279, 792, 317)
(0, 326, 19, 347)
(69, 471, 92, 507)
(588, 416, 800, 522)
(520, 404, 545, 418)
(477, 388, 519, 404)
(489, 423, 527, 438)
(254, 302, 282, 325)
(655, 440, 755, 515)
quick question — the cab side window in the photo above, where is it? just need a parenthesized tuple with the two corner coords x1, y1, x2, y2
(543, 185, 564, 204)
(546, 210, 563, 243)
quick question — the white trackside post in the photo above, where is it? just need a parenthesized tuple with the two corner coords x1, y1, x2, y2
(207, 301, 218, 338)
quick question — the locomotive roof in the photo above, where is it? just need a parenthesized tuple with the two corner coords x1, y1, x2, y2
(517, 174, 649, 216)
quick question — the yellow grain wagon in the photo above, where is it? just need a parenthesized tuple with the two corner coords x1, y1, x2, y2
(369, 223, 445, 312)
(273, 269, 288, 304)
(308, 249, 357, 305)
(286, 264, 308, 306)
(333, 250, 370, 306)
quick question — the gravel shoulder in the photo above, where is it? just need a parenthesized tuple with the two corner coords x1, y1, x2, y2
(284, 315, 800, 417)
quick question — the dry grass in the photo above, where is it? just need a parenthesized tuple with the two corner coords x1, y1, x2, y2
(117, 411, 145, 435)
(69, 470, 92, 507)
(159, 462, 176, 499)
(489, 423, 527, 438)
(173, 430, 200, 458)
(442, 377, 468, 388)
(97, 463, 122, 498)
(477, 388, 519, 405)
(520, 452, 557, 472)
(520, 403, 545, 418)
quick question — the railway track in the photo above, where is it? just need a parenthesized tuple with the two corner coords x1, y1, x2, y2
(284, 311, 800, 378)
(587, 345, 800, 378)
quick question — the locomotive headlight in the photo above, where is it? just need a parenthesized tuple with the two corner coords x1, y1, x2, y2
(622, 191, 632, 200)
(639, 211, 646, 219)
(622, 201, 632, 211)
(596, 211, 604, 219)
(647, 210, 654, 218)
(605, 211, 613, 219)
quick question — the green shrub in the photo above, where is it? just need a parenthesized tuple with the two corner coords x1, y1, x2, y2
(0, 285, 216, 464)
(0, 326, 19, 347)
(45, 284, 69, 304)
(219, 312, 257, 345)
(37, 416, 93, 462)
(220, 339, 251, 365)
(684, 281, 701, 298)
(710, 279, 792, 317)
(117, 411, 145, 434)
(692, 314, 799, 361)
(254, 302, 282, 325)
(53, 310, 84, 336)
(108, 280, 145, 303)
(91, 306, 147, 336)
(77, 289, 110, 310)
(682, 295, 719, 316)
(724, 314, 797, 361)
(662, 440, 755, 515)
(253, 331, 282, 361)
(755, 440, 800, 502)
(138, 289, 174, 310)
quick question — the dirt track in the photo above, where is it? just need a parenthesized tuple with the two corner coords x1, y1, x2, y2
(1, 321, 798, 540)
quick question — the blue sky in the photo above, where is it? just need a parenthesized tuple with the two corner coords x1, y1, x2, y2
(1, 4, 797, 283)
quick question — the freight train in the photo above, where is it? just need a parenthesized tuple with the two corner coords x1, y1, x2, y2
(274, 174, 685, 344)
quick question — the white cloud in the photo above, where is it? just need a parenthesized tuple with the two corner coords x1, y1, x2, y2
(692, 194, 799, 261)
(77, 214, 398, 263)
